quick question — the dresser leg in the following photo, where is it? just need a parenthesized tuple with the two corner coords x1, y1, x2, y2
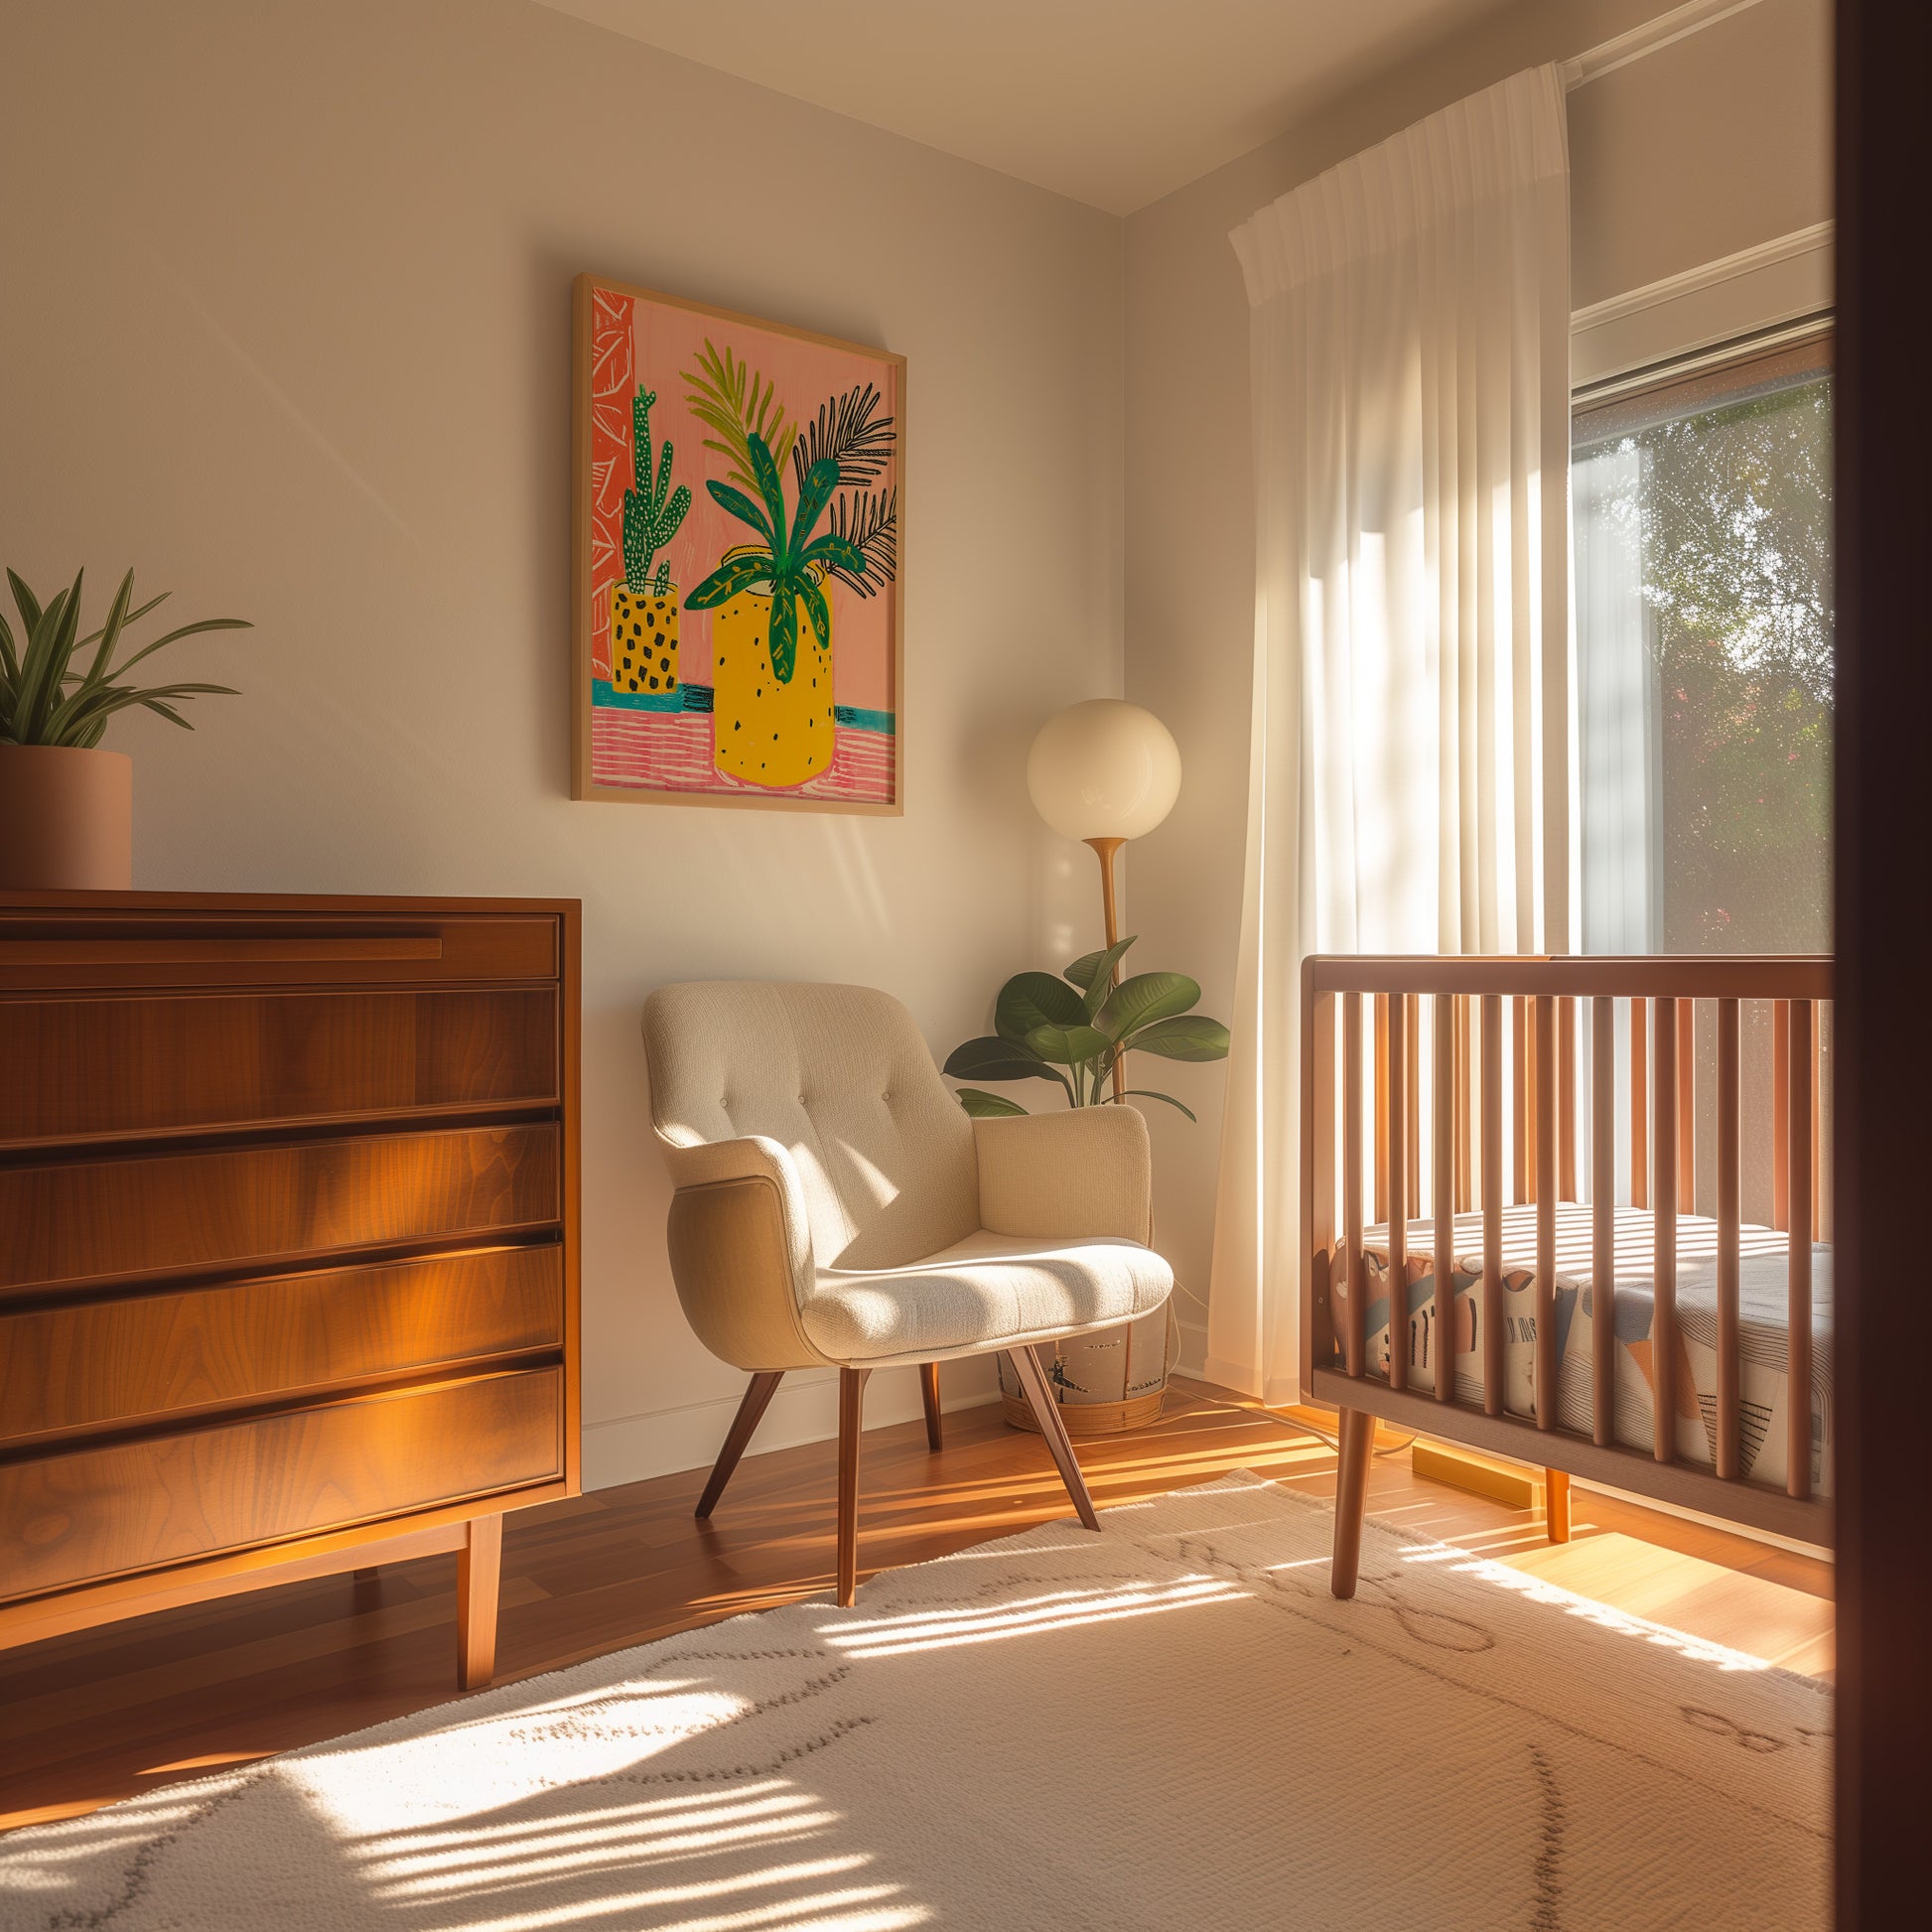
(457, 1514, 503, 1690)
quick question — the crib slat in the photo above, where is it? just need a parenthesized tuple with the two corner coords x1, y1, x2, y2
(1344, 992, 1365, 1379)
(1558, 995, 1578, 1201)
(1434, 993, 1455, 1408)
(1652, 997, 1678, 1464)
(1772, 999, 1790, 1230)
(1454, 998, 1473, 1213)
(1535, 996, 1557, 1433)
(1591, 997, 1615, 1448)
(1406, 995, 1422, 1224)
(1373, 995, 1390, 1227)
(1386, 995, 1408, 1394)
(1810, 1011, 1824, 1239)
(1513, 997, 1531, 1205)
(1481, 993, 1504, 1418)
(1787, 1000, 1814, 1501)
(1676, 997, 1696, 1209)
(1717, 999, 1741, 1481)
(1630, 998, 1649, 1210)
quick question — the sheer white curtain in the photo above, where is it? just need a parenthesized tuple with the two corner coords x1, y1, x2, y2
(1205, 66, 1575, 1405)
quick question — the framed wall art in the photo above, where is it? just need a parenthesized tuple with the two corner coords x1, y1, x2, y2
(571, 273, 904, 812)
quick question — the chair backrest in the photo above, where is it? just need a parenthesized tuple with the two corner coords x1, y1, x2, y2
(641, 981, 980, 1271)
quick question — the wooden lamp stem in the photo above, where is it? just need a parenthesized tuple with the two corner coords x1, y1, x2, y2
(1085, 836, 1128, 1101)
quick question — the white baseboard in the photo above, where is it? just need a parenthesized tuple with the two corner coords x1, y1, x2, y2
(580, 1359, 1003, 1492)
(1174, 1317, 1208, 1379)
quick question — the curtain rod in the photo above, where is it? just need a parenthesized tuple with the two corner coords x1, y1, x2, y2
(1561, 0, 1765, 91)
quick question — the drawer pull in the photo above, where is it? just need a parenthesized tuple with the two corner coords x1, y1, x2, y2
(0, 936, 443, 966)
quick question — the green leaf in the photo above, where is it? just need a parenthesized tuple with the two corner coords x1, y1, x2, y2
(1096, 971, 1201, 1039)
(1024, 1022, 1113, 1067)
(1125, 1015, 1232, 1061)
(685, 552, 774, 611)
(795, 573, 831, 661)
(995, 970, 1086, 1042)
(15, 574, 83, 743)
(1064, 934, 1137, 1000)
(7, 569, 44, 640)
(943, 1035, 1073, 1101)
(92, 616, 251, 687)
(1117, 1089, 1198, 1122)
(799, 532, 868, 579)
(789, 455, 840, 558)
(77, 568, 136, 690)
(705, 480, 774, 545)
(767, 584, 798, 683)
(954, 1087, 1029, 1118)
(748, 435, 789, 562)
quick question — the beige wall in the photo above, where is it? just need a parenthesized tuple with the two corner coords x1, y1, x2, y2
(0, 0, 1125, 1485)
(1120, 0, 1834, 1364)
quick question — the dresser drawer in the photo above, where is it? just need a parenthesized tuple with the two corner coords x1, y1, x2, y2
(0, 1123, 560, 1294)
(0, 1244, 563, 1443)
(0, 1369, 564, 1601)
(0, 912, 557, 993)
(0, 987, 558, 1149)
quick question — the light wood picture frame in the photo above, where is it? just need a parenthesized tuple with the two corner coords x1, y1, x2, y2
(571, 273, 905, 813)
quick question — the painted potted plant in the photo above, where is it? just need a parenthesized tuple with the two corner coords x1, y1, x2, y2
(945, 937, 1231, 1434)
(683, 345, 897, 786)
(0, 567, 250, 890)
(609, 386, 691, 699)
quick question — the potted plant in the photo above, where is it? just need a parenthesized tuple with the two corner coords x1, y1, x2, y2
(0, 567, 250, 890)
(944, 937, 1231, 1434)
(609, 386, 691, 698)
(683, 344, 897, 786)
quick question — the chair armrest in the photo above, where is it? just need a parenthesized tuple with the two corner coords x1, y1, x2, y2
(660, 1136, 829, 1371)
(973, 1107, 1154, 1243)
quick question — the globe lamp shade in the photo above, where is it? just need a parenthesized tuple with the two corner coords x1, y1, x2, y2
(1026, 700, 1181, 844)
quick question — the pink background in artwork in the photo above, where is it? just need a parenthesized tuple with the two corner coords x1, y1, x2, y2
(593, 291, 898, 714)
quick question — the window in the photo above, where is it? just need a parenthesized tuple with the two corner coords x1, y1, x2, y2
(1572, 328, 1834, 1221)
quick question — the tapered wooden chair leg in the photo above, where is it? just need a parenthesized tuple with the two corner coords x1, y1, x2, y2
(1005, 1345, 1101, 1530)
(696, 1371, 785, 1519)
(1545, 1467, 1572, 1543)
(1330, 1408, 1375, 1599)
(919, 1361, 943, 1451)
(836, 1366, 871, 1606)
(457, 1513, 502, 1690)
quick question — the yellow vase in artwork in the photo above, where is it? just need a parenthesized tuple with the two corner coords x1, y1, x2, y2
(610, 582, 679, 697)
(709, 557, 835, 787)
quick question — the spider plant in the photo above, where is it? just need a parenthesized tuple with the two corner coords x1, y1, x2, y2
(944, 935, 1231, 1119)
(1, 568, 250, 748)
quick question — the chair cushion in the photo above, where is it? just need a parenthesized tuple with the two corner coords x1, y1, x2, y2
(799, 1228, 1174, 1369)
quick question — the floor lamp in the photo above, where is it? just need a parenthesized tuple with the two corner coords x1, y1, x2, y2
(1027, 699, 1182, 1098)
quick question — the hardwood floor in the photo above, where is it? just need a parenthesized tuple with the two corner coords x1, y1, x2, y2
(0, 1376, 1833, 1834)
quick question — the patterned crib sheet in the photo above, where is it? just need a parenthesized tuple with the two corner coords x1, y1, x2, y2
(1332, 1203, 1833, 1496)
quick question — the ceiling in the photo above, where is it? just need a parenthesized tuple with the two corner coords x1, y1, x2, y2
(535, 0, 1517, 215)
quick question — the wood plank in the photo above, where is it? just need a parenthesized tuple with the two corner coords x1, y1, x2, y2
(0, 1245, 563, 1444)
(0, 1371, 562, 1601)
(0, 987, 558, 1148)
(0, 1123, 560, 1295)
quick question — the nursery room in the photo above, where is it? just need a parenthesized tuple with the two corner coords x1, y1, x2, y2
(0, 0, 1923, 1926)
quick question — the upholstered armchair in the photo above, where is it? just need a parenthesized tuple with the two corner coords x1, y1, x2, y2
(641, 981, 1175, 1604)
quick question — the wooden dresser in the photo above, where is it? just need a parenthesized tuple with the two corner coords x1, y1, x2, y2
(0, 891, 580, 1688)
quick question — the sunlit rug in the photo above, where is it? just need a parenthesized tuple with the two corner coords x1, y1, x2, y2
(0, 1474, 1829, 1930)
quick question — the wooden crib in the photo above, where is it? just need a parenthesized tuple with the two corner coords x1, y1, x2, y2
(1301, 955, 1833, 1597)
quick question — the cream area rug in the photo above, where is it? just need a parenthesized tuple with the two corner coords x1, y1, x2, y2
(0, 1474, 1829, 1930)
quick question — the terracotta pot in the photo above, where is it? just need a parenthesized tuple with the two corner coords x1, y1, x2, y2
(0, 746, 133, 890)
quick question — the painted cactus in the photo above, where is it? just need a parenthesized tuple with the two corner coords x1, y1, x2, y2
(612, 388, 690, 697)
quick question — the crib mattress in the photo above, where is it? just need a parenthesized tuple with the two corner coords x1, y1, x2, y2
(1339, 1203, 1833, 1495)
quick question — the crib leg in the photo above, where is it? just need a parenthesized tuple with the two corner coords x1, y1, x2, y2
(1545, 1468, 1572, 1543)
(1331, 1408, 1376, 1599)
